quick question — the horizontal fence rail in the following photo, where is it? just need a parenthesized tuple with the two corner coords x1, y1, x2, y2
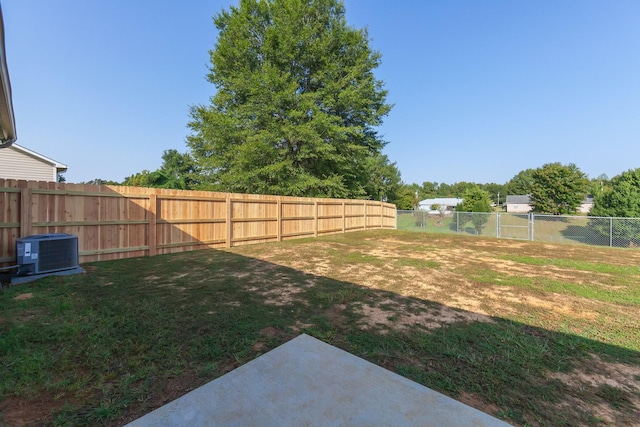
(397, 210, 640, 248)
(0, 179, 396, 265)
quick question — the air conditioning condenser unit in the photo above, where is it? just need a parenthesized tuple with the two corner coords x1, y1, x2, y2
(12, 233, 84, 284)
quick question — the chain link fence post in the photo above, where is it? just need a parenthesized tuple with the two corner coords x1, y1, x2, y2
(531, 213, 535, 241)
(610, 217, 613, 247)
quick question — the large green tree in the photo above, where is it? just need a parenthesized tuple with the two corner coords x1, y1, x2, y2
(187, 0, 392, 198)
(530, 163, 588, 214)
(505, 168, 536, 196)
(591, 168, 640, 218)
(590, 168, 640, 246)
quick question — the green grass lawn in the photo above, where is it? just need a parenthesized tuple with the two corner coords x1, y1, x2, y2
(1, 230, 639, 426)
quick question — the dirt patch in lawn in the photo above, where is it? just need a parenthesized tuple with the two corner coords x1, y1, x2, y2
(0, 393, 67, 427)
(549, 354, 640, 393)
(546, 354, 640, 425)
(457, 392, 502, 417)
(13, 292, 33, 300)
(355, 298, 493, 333)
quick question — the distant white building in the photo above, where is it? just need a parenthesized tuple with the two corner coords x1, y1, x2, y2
(418, 198, 463, 215)
(505, 195, 532, 213)
(505, 195, 594, 214)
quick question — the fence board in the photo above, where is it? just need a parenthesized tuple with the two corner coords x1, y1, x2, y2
(0, 179, 396, 266)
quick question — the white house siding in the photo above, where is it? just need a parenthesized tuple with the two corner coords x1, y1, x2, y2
(577, 202, 594, 214)
(0, 146, 57, 181)
(506, 202, 593, 214)
(505, 203, 532, 213)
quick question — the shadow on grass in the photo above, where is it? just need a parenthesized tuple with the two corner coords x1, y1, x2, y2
(1, 249, 639, 427)
(560, 225, 611, 247)
(560, 224, 639, 249)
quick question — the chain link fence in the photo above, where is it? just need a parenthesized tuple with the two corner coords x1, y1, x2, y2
(397, 210, 640, 248)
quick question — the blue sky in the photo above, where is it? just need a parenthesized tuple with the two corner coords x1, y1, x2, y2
(3, 0, 639, 185)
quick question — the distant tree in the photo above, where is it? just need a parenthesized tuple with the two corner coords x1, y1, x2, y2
(122, 170, 169, 188)
(361, 154, 402, 202)
(456, 186, 492, 233)
(590, 168, 640, 245)
(458, 186, 492, 212)
(421, 181, 438, 198)
(481, 182, 507, 205)
(394, 185, 418, 210)
(430, 203, 446, 218)
(505, 168, 536, 196)
(81, 178, 121, 186)
(530, 163, 588, 214)
(448, 181, 477, 198)
(158, 149, 197, 190)
(187, 0, 391, 198)
(436, 183, 453, 197)
(591, 169, 640, 218)
(587, 173, 611, 196)
(120, 150, 197, 190)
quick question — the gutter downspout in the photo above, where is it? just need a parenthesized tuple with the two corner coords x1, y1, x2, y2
(0, 3, 16, 149)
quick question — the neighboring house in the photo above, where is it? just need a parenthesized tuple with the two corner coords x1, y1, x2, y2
(505, 195, 532, 213)
(577, 195, 594, 214)
(418, 198, 464, 215)
(0, 143, 67, 181)
(505, 194, 594, 214)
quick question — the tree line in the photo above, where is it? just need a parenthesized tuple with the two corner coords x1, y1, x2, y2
(395, 162, 640, 219)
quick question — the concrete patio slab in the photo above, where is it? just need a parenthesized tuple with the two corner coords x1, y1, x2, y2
(127, 334, 512, 427)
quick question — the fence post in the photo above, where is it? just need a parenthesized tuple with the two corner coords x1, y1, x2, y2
(19, 187, 33, 238)
(342, 201, 346, 233)
(363, 201, 367, 230)
(380, 202, 383, 229)
(610, 217, 613, 247)
(148, 194, 157, 257)
(277, 198, 282, 242)
(314, 200, 318, 237)
(496, 213, 500, 238)
(226, 195, 232, 248)
(456, 212, 459, 233)
(530, 213, 535, 241)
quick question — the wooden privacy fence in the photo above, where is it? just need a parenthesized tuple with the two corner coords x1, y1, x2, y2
(0, 179, 397, 265)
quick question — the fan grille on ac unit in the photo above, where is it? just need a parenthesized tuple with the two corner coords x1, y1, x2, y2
(38, 238, 79, 272)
